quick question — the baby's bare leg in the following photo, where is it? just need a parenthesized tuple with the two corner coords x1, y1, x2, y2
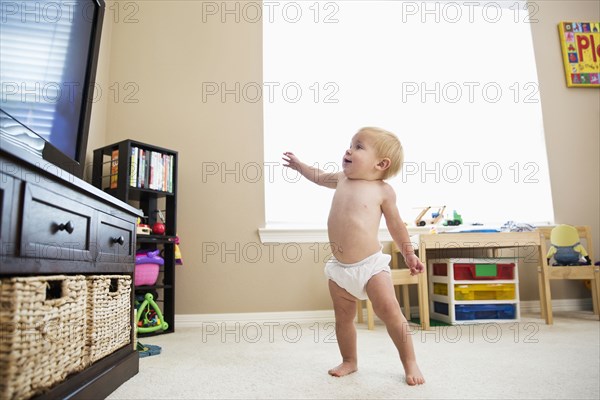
(366, 272, 425, 385)
(327, 279, 359, 377)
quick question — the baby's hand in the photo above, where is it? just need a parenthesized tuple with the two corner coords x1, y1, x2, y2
(282, 152, 301, 171)
(404, 253, 425, 276)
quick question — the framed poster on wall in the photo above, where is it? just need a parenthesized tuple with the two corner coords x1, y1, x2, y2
(558, 22, 600, 87)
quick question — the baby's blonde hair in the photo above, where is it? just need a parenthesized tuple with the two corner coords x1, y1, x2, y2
(357, 127, 404, 180)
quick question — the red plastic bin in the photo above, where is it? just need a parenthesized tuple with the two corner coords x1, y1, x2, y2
(432, 263, 448, 276)
(453, 263, 515, 280)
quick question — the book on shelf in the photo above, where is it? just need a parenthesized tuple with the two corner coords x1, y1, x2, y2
(110, 149, 119, 189)
(103, 145, 174, 193)
(130, 147, 138, 187)
(127, 147, 174, 193)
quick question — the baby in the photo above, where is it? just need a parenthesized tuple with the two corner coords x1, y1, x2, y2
(282, 127, 425, 385)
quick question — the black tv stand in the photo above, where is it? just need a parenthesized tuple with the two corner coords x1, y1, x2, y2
(1, 141, 140, 399)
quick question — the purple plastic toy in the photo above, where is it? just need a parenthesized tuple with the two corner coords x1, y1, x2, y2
(135, 249, 164, 266)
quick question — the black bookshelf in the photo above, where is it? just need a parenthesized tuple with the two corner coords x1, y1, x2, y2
(92, 139, 177, 335)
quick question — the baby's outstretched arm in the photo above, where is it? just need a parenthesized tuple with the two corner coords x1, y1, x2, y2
(282, 152, 340, 188)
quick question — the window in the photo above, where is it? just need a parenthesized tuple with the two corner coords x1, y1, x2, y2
(263, 0, 553, 232)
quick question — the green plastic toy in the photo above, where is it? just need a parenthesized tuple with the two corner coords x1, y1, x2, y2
(136, 292, 169, 333)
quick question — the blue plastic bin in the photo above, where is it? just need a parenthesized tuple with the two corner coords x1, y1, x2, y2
(455, 303, 516, 320)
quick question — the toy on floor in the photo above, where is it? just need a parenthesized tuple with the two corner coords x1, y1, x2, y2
(137, 341, 161, 358)
(135, 292, 169, 333)
(546, 224, 591, 266)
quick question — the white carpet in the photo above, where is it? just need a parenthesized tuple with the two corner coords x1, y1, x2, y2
(108, 311, 599, 399)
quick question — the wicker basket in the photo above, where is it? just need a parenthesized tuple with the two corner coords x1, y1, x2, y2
(84, 275, 132, 365)
(0, 275, 87, 400)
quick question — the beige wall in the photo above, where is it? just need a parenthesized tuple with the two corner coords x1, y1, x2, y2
(86, 1, 600, 314)
(528, 0, 600, 299)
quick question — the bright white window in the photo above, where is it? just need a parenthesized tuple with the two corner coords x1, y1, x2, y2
(263, 0, 554, 229)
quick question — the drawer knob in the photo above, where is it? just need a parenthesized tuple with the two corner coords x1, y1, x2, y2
(112, 236, 125, 245)
(58, 221, 74, 234)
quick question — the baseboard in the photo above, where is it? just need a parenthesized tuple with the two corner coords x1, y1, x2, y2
(175, 298, 592, 328)
(519, 298, 592, 313)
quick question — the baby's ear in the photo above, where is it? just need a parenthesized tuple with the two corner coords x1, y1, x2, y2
(377, 158, 391, 171)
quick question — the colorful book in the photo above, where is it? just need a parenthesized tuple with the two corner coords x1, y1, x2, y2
(110, 149, 118, 189)
(130, 146, 138, 187)
(168, 154, 174, 193)
(139, 149, 146, 188)
(558, 21, 600, 87)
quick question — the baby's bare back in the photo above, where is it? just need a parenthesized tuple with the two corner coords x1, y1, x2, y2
(327, 178, 387, 264)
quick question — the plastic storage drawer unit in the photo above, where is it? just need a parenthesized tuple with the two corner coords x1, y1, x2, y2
(429, 258, 520, 324)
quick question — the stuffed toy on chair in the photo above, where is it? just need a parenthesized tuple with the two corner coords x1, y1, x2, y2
(546, 224, 591, 266)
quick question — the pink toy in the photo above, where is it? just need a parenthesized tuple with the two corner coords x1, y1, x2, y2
(135, 263, 160, 286)
(135, 249, 164, 286)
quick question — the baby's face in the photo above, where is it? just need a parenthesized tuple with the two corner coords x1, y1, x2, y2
(342, 132, 382, 180)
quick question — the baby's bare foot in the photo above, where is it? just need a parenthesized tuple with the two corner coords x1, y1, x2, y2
(328, 362, 358, 377)
(404, 362, 425, 385)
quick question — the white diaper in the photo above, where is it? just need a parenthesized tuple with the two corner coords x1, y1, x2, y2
(324, 250, 391, 300)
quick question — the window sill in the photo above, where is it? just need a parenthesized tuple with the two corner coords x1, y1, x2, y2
(258, 222, 551, 244)
(258, 224, 455, 244)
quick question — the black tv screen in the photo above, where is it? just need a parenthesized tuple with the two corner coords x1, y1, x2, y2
(0, 0, 105, 179)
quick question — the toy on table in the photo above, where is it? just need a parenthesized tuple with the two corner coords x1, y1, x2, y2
(135, 249, 164, 286)
(546, 224, 591, 266)
(135, 292, 169, 333)
(443, 210, 463, 226)
(415, 205, 446, 227)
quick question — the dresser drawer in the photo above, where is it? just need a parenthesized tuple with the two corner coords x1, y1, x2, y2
(20, 183, 96, 262)
(97, 212, 135, 263)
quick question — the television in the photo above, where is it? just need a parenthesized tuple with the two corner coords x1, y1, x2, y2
(0, 0, 105, 179)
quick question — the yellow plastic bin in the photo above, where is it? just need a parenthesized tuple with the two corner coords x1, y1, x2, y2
(433, 283, 448, 296)
(454, 283, 516, 301)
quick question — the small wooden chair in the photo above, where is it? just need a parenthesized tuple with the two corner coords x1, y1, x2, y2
(538, 225, 600, 324)
(357, 242, 429, 330)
